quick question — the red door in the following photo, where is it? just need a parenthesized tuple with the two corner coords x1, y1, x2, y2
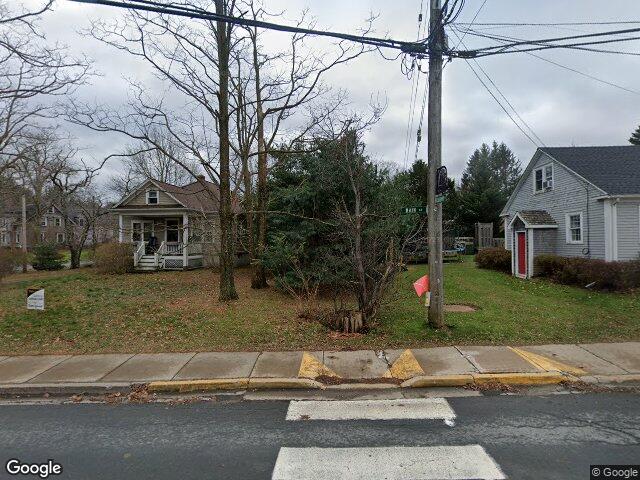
(517, 232, 526, 276)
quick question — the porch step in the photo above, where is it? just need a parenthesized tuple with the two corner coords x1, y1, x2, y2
(136, 254, 158, 271)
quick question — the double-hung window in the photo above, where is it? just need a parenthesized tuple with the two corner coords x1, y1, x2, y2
(565, 212, 583, 244)
(146, 190, 159, 205)
(534, 164, 553, 193)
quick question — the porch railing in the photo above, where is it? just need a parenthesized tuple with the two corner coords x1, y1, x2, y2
(165, 243, 184, 255)
(155, 241, 166, 268)
(133, 241, 146, 267)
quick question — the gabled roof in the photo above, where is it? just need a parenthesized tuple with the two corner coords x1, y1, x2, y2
(540, 146, 640, 195)
(508, 210, 558, 229)
(112, 178, 241, 213)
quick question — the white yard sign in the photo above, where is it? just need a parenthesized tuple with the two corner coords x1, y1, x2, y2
(26, 288, 45, 310)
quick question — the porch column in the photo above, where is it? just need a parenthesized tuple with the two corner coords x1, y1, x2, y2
(182, 213, 189, 268)
(118, 215, 124, 243)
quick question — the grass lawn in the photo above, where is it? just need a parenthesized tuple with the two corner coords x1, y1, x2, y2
(0, 257, 638, 355)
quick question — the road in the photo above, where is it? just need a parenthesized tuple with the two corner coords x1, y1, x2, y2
(0, 392, 638, 479)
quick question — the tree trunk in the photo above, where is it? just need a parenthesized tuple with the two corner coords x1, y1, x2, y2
(251, 32, 268, 289)
(215, 0, 238, 301)
(70, 248, 81, 269)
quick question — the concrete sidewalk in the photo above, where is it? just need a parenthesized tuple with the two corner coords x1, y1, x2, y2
(0, 342, 638, 394)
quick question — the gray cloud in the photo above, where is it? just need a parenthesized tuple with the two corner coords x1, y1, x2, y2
(29, 0, 640, 183)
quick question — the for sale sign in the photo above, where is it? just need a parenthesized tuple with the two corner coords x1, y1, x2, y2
(26, 287, 45, 310)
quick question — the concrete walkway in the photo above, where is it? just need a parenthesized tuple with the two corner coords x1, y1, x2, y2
(0, 342, 638, 393)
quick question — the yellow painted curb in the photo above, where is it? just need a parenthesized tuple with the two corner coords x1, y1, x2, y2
(298, 352, 339, 380)
(509, 347, 587, 376)
(248, 378, 325, 390)
(472, 372, 567, 385)
(401, 374, 474, 388)
(148, 378, 249, 393)
(383, 349, 425, 380)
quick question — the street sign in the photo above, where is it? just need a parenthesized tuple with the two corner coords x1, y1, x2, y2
(26, 287, 45, 310)
(435, 194, 445, 204)
(401, 206, 427, 214)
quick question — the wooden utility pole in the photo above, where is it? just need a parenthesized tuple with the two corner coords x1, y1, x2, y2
(426, 0, 445, 328)
(21, 194, 28, 273)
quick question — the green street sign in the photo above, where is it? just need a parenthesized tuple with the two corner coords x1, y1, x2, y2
(436, 194, 445, 204)
(401, 206, 427, 214)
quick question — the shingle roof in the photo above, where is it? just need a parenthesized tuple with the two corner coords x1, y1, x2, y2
(518, 210, 557, 226)
(540, 146, 640, 195)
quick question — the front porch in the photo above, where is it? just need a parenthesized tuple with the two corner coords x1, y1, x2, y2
(116, 212, 205, 271)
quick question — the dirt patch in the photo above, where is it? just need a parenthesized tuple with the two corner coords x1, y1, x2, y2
(444, 304, 478, 313)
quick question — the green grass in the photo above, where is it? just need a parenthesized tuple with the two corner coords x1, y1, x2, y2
(0, 257, 637, 355)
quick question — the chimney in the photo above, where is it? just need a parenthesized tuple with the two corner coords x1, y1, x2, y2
(196, 174, 206, 182)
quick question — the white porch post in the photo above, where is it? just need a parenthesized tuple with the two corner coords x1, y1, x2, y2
(182, 213, 189, 268)
(118, 215, 124, 243)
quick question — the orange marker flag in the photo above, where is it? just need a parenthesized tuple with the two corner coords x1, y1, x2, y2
(413, 275, 429, 297)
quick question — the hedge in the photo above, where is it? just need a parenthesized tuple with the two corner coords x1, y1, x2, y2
(475, 247, 512, 273)
(535, 254, 640, 291)
(94, 243, 134, 274)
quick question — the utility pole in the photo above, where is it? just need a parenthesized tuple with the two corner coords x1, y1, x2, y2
(426, 0, 445, 329)
(21, 194, 28, 273)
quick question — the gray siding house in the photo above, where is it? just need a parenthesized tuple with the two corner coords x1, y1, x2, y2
(501, 146, 640, 279)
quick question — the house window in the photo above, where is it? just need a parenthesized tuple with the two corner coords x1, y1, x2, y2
(166, 219, 180, 243)
(41, 217, 47, 227)
(15, 232, 20, 244)
(0, 233, 6, 244)
(54, 217, 62, 227)
(48, 206, 56, 214)
(40, 232, 45, 242)
(565, 212, 583, 244)
(146, 190, 159, 205)
(534, 164, 553, 193)
(56, 233, 65, 243)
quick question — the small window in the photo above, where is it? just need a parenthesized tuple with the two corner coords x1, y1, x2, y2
(48, 206, 56, 214)
(56, 233, 65, 243)
(15, 232, 20, 243)
(0, 233, 6, 244)
(566, 212, 583, 244)
(40, 232, 45, 242)
(41, 217, 47, 227)
(78, 217, 85, 226)
(146, 190, 159, 205)
(534, 164, 553, 193)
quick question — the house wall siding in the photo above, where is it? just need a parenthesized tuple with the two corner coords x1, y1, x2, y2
(127, 188, 180, 207)
(504, 152, 606, 259)
(616, 201, 640, 261)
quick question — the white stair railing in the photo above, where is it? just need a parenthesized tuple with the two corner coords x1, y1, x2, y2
(134, 241, 146, 267)
(155, 241, 166, 269)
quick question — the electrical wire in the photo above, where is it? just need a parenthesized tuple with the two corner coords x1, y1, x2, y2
(451, 0, 487, 52)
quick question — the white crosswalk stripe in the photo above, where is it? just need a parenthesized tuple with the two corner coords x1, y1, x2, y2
(285, 398, 456, 421)
(271, 445, 506, 480)
(276, 398, 507, 479)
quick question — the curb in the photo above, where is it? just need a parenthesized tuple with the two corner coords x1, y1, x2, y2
(147, 377, 324, 393)
(0, 383, 133, 397)
(471, 372, 568, 385)
(401, 375, 474, 388)
(574, 374, 640, 386)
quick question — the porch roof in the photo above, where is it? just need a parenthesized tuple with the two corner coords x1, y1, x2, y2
(508, 210, 558, 229)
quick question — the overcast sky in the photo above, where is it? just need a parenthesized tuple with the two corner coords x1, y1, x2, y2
(33, 0, 640, 182)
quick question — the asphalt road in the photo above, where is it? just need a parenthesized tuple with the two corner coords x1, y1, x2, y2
(0, 392, 638, 479)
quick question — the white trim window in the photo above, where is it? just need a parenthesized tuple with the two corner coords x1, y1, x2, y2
(533, 164, 553, 193)
(565, 212, 584, 244)
(54, 217, 62, 227)
(0, 233, 6, 244)
(146, 189, 159, 205)
(56, 232, 65, 243)
(41, 217, 47, 227)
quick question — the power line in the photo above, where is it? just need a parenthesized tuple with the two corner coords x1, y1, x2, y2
(450, 29, 543, 147)
(451, 0, 487, 51)
(457, 20, 640, 26)
(70, 0, 431, 55)
(454, 25, 640, 57)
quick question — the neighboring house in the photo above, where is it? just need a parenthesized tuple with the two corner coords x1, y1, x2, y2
(111, 176, 243, 271)
(0, 204, 69, 248)
(501, 146, 640, 278)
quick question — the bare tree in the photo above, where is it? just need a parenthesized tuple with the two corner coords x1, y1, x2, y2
(236, 1, 374, 289)
(0, 0, 90, 175)
(109, 128, 202, 198)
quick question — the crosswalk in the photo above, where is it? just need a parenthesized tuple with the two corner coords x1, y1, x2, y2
(272, 398, 506, 480)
